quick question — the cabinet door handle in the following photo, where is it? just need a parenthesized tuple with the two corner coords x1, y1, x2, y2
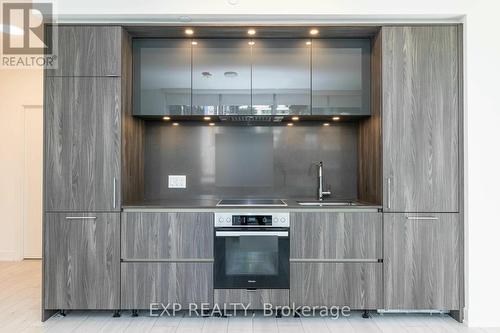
(387, 177, 391, 210)
(406, 216, 438, 220)
(113, 177, 116, 209)
(65, 216, 97, 220)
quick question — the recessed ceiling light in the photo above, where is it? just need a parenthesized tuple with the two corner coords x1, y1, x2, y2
(191, 41, 198, 45)
(323, 123, 330, 126)
(332, 116, 340, 121)
(287, 123, 294, 127)
(309, 29, 319, 35)
(209, 122, 215, 126)
(203, 116, 211, 121)
(172, 122, 179, 126)
(248, 41, 255, 46)
(291, 116, 299, 121)
(306, 41, 312, 45)
(247, 29, 256, 35)
(162, 116, 171, 121)
(185, 28, 194, 35)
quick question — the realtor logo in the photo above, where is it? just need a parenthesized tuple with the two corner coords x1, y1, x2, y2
(1, 1, 57, 68)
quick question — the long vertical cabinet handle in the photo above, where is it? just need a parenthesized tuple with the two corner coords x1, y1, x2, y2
(387, 177, 391, 210)
(113, 177, 116, 209)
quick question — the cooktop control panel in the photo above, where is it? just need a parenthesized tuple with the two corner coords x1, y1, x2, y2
(214, 212, 290, 228)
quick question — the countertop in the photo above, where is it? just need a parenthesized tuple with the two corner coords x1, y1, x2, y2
(122, 198, 382, 212)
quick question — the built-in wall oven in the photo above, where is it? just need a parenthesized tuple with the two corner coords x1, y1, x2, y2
(214, 212, 290, 289)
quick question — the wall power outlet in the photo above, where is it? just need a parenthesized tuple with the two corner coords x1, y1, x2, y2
(168, 175, 187, 188)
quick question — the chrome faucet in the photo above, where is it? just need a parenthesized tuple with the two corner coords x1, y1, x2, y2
(316, 161, 331, 201)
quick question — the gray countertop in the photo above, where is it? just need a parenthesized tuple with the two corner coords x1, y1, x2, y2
(122, 198, 382, 212)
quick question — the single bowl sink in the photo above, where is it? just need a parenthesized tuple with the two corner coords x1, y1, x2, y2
(297, 201, 358, 206)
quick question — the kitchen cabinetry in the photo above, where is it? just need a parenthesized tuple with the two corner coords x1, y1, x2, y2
(384, 213, 460, 310)
(121, 262, 213, 309)
(290, 212, 382, 259)
(133, 39, 192, 116)
(121, 212, 214, 309)
(291, 262, 382, 308)
(121, 212, 213, 260)
(46, 26, 121, 77)
(44, 77, 121, 211)
(382, 26, 459, 212)
(312, 39, 371, 116)
(192, 39, 252, 115)
(133, 37, 373, 117)
(290, 212, 383, 308)
(44, 212, 120, 309)
(251, 39, 310, 115)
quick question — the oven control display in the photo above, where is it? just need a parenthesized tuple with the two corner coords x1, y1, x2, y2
(232, 215, 272, 226)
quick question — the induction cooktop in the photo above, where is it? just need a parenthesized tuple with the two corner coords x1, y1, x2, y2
(216, 199, 287, 207)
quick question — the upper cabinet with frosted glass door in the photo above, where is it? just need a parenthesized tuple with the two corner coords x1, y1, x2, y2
(312, 39, 371, 116)
(192, 39, 252, 116)
(133, 39, 192, 116)
(251, 39, 311, 116)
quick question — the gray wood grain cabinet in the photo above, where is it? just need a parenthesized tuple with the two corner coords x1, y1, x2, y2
(384, 213, 460, 310)
(382, 26, 459, 212)
(121, 212, 214, 260)
(44, 212, 120, 309)
(46, 26, 121, 77)
(44, 77, 121, 211)
(290, 263, 382, 309)
(290, 212, 383, 308)
(290, 212, 382, 259)
(121, 263, 213, 309)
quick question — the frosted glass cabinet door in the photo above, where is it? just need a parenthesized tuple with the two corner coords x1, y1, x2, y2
(192, 39, 252, 116)
(133, 39, 192, 116)
(312, 39, 371, 116)
(252, 39, 311, 116)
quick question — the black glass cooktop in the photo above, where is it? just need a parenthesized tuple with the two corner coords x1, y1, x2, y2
(216, 199, 287, 207)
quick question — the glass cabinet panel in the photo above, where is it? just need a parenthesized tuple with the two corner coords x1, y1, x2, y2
(312, 39, 371, 116)
(192, 39, 252, 115)
(133, 39, 192, 116)
(251, 39, 311, 116)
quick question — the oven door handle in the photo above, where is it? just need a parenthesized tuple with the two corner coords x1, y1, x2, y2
(215, 231, 289, 237)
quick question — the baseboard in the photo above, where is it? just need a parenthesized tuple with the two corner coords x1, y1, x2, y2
(0, 251, 21, 261)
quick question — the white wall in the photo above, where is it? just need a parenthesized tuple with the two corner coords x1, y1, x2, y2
(2, 0, 498, 327)
(0, 68, 43, 261)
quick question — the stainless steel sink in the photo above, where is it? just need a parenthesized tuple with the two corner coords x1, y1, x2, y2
(297, 201, 358, 206)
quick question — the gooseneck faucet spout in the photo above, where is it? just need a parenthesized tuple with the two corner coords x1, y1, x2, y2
(317, 161, 332, 201)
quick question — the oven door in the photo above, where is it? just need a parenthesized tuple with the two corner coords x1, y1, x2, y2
(214, 228, 290, 289)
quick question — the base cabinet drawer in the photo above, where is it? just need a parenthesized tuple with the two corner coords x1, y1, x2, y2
(290, 262, 382, 309)
(214, 289, 289, 309)
(121, 262, 213, 309)
(291, 212, 382, 259)
(44, 213, 120, 309)
(121, 212, 213, 260)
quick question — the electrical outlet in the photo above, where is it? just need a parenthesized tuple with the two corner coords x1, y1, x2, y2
(168, 175, 186, 188)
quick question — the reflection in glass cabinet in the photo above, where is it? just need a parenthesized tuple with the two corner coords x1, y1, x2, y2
(133, 40, 191, 116)
(132, 37, 372, 117)
(192, 39, 252, 116)
(312, 39, 371, 116)
(252, 39, 310, 116)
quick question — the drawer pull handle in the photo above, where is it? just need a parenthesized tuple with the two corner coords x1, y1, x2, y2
(406, 216, 438, 220)
(65, 216, 97, 220)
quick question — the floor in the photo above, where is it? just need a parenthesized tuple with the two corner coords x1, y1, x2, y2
(1, 260, 499, 333)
